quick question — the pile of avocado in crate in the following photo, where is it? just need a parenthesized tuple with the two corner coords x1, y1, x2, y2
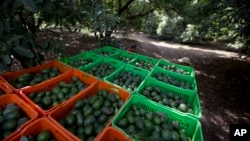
(159, 64, 190, 75)
(67, 58, 94, 68)
(0, 103, 30, 140)
(57, 89, 124, 141)
(117, 56, 134, 63)
(111, 71, 144, 91)
(133, 59, 156, 70)
(112, 95, 204, 141)
(137, 77, 202, 120)
(85, 63, 116, 79)
(130, 55, 158, 71)
(152, 72, 192, 90)
(158, 60, 194, 76)
(9, 68, 61, 89)
(110, 50, 138, 63)
(91, 46, 121, 57)
(139, 84, 194, 114)
(61, 52, 101, 69)
(28, 76, 88, 110)
(115, 103, 191, 141)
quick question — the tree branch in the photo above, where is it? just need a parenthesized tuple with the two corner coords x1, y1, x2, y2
(118, 0, 135, 16)
(118, 0, 122, 11)
(126, 9, 154, 20)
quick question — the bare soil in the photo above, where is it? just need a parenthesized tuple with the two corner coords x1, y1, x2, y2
(6, 31, 250, 141)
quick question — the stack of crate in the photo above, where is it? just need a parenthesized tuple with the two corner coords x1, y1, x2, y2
(0, 46, 203, 141)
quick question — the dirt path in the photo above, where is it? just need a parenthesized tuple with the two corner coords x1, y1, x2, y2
(118, 32, 250, 141)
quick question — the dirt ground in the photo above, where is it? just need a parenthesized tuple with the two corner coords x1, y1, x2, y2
(6, 31, 250, 141)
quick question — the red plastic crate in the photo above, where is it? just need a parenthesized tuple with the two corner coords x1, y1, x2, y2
(1, 60, 72, 92)
(0, 76, 13, 95)
(48, 81, 131, 141)
(8, 118, 74, 141)
(0, 94, 38, 141)
(19, 70, 98, 116)
(96, 126, 132, 141)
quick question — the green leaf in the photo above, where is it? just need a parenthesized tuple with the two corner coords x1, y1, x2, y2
(21, 0, 38, 13)
(13, 47, 34, 58)
(2, 55, 12, 65)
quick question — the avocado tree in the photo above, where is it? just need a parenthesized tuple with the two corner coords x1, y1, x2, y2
(0, 0, 88, 71)
(1, 0, 249, 71)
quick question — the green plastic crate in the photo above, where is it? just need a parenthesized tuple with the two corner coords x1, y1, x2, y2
(110, 50, 139, 63)
(157, 60, 195, 77)
(105, 64, 150, 92)
(60, 52, 101, 69)
(90, 46, 122, 57)
(80, 57, 124, 80)
(129, 54, 159, 71)
(150, 67, 198, 92)
(112, 95, 204, 141)
(137, 77, 201, 120)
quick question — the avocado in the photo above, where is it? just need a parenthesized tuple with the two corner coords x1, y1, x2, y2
(179, 133, 189, 141)
(52, 87, 61, 95)
(171, 130, 180, 141)
(172, 120, 180, 131)
(84, 115, 96, 125)
(61, 87, 70, 94)
(65, 114, 76, 126)
(42, 96, 52, 107)
(135, 120, 144, 130)
(74, 100, 85, 109)
(95, 125, 105, 134)
(37, 130, 52, 141)
(92, 97, 104, 110)
(83, 106, 93, 117)
(76, 112, 84, 126)
(18, 117, 29, 127)
(178, 103, 188, 112)
(84, 125, 94, 136)
(126, 115, 135, 124)
(98, 114, 108, 124)
(144, 120, 154, 131)
(126, 124, 136, 134)
(77, 126, 85, 135)
(101, 106, 113, 116)
(86, 136, 95, 141)
(2, 119, 18, 130)
(20, 136, 29, 141)
(117, 117, 128, 128)
(4, 110, 21, 120)
(161, 129, 172, 140)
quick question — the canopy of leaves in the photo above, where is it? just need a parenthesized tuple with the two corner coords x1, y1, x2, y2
(1, 0, 249, 70)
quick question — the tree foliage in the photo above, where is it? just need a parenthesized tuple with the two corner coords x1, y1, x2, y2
(1, 0, 250, 71)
